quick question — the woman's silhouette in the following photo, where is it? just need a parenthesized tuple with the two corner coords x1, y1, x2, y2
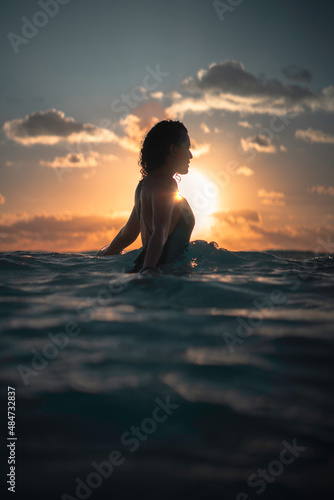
(97, 119, 195, 274)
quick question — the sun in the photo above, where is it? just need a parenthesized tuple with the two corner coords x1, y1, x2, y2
(176, 168, 220, 229)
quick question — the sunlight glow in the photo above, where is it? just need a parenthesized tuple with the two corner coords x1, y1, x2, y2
(176, 168, 220, 229)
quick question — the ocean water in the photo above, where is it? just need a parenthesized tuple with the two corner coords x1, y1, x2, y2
(0, 240, 333, 500)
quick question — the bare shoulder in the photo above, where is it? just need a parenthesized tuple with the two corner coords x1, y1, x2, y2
(152, 177, 178, 195)
(139, 176, 178, 203)
(134, 179, 145, 202)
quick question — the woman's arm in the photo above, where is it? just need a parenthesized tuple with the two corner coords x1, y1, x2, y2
(141, 179, 177, 269)
(98, 204, 140, 256)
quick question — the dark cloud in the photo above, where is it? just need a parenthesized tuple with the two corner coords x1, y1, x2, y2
(5, 109, 94, 138)
(184, 60, 315, 102)
(252, 135, 271, 147)
(2, 109, 116, 145)
(0, 213, 127, 250)
(68, 155, 81, 163)
(240, 134, 277, 153)
(248, 222, 334, 250)
(282, 65, 312, 84)
(166, 59, 334, 118)
(210, 209, 334, 251)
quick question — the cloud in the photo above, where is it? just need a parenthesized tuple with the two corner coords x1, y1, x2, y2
(258, 189, 286, 205)
(246, 222, 334, 251)
(295, 128, 334, 144)
(280, 145, 287, 152)
(237, 121, 253, 129)
(184, 60, 313, 99)
(212, 208, 260, 225)
(235, 166, 254, 177)
(191, 138, 210, 158)
(167, 93, 300, 118)
(40, 152, 118, 169)
(170, 91, 182, 100)
(0, 194, 5, 204)
(200, 123, 210, 134)
(2, 208, 332, 253)
(0, 211, 131, 252)
(151, 90, 182, 100)
(240, 134, 277, 153)
(282, 65, 312, 84)
(151, 91, 164, 99)
(2, 109, 169, 158)
(2, 108, 210, 167)
(117, 114, 158, 153)
(3, 109, 118, 146)
(166, 60, 334, 117)
(208, 208, 334, 251)
(309, 185, 334, 196)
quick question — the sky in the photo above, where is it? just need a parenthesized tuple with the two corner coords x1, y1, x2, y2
(0, 0, 333, 252)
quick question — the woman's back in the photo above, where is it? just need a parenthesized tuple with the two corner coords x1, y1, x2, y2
(130, 176, 195, 272)
(136, 176, 184, 246)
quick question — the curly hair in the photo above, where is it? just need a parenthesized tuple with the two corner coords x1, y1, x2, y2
(139, 119, 188, 179)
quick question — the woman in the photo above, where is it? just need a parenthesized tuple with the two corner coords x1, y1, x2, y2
(97, 119, 195, 274)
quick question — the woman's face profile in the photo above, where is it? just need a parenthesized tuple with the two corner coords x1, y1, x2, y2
(173, 134, 193, 175)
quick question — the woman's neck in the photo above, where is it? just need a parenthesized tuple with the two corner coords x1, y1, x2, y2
(148, 167, 176, 180)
